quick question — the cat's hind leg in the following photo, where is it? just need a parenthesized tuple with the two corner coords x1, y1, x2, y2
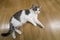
(12, 31, 16, 39)
(12, 28, 22, 39)
(15, 28, 22, 35)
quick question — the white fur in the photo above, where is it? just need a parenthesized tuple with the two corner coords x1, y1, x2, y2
(12, 28, 22, 39)
(1, 5, 45, 39)
(9, 7, 44, 39)
(12, 31, 16, 39)
(11, 17, 22, 27)
(11, 10, 27, 28)
(34, 17, 45, 28)
(15, 28, 22, 34)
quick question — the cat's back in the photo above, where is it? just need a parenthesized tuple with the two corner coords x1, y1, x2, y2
(13, 10, 22, 20)
(9, 10, 23, 22)
(10, 9, 31, 22)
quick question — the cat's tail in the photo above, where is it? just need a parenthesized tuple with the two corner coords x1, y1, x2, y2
(1, 23, 14, 36)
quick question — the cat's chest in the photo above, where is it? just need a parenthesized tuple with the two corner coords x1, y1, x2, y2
(28, 13, 37, 18)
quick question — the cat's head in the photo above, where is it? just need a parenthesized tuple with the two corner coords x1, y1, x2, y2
(31, 5, 41, 14)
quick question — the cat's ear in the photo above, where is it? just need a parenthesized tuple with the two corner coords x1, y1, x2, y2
(32, 4, 36, 8)
(32, 4, 40, 8)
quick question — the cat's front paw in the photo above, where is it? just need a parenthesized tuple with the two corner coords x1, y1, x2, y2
(40, 24, 45, 28)
(40, 25, 47, 30)
(41, 25, 45, 28)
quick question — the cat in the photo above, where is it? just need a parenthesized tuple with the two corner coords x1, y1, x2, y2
(1, 5, 45, 39)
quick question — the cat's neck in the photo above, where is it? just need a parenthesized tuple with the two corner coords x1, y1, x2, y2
(30, 8, 37, 14)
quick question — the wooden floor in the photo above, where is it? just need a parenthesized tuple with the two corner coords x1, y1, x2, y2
(0, 0, 60, 40)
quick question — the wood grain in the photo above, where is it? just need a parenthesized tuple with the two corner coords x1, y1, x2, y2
(0, 0, 60, 40)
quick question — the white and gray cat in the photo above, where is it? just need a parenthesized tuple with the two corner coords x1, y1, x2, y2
(1, 5, 44, 39)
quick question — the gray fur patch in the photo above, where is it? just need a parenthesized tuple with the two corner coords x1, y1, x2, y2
(13, 10, 22, 21)
(25, 9, 30, 15)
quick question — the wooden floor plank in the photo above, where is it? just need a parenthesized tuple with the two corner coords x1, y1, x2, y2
(0, 0, 60, 40)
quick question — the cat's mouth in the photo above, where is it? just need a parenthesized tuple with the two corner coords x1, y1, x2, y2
(34, 11, 40, 14)
(36, 11, 40, 14)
